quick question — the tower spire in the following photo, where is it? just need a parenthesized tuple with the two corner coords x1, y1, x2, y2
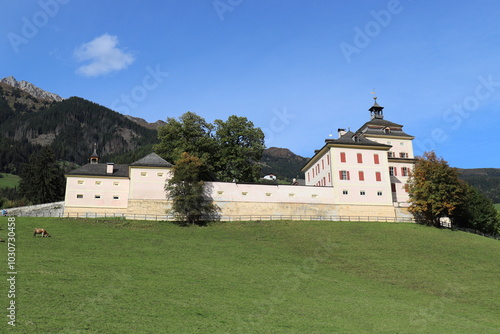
(90, 143, 99, 164)
(369, 94, 384, 120)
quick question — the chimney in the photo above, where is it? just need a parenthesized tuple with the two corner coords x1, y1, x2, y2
(106, 163, 114, 175)
(338, 128, 346, 138)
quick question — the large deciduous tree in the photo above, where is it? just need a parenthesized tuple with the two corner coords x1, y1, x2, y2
(19, 146, 66, 204)
(155, 112, 265, 182)
(155, 112, 216, 179)
(454, 183, 499, 235)
(213, 115, 265, 182)
(165, 152, 219, 225)
(407, 151, 465, 226)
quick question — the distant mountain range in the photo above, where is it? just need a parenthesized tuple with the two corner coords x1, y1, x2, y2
(0, 76, 497, 201)
(0, 76, 64, 102)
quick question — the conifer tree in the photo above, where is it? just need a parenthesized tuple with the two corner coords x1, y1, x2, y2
(19, 147, 66, 204)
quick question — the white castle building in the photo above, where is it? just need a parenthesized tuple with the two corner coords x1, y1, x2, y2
(63, 99, 415, 219)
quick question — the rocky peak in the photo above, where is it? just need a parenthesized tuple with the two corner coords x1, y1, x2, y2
(1, 76, 64, 102)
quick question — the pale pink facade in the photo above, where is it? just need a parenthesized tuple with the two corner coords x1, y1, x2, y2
(63, 100, 415, 218)
(64, 174, 130, 211)
(301, 99, 415, 208)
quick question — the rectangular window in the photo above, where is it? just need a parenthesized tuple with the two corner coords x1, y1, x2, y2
(340, 152, 346, 163)
(307, 172, 310, 182)
(113, 181, 119, 186)
(389, 167, 395, 176)
(157, 172, 164, 177)
(388, 152, 394, 158)
(327, 155, 330, 165)
(357, 153, 363, 164)
(113, 195, 119, 200)
(358, 171, 364, 181)
(374, 154, 380, 164)
(343, 190, 348, 195)
(400, 152, 408, 158)
(328, 173, 331, 183)
(401, 167, 409, 176)
(77, 180, 84, 185)
(404, 184, 409, 193)
(377, 191, 383, 196)
(375, 172, 382, 182)
(339, 170, 350, 180)
(322, 160, 324, 169)
(94, 195, 101, 199)
(140, 172, 147, 176)
(360, 191, 366, 196)
(76, 194, 83, 199)
(95, 181, 102, 185)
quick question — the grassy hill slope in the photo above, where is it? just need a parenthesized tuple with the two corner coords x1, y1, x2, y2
(0, 173, 20, 188)
(2, 219, 499, 333)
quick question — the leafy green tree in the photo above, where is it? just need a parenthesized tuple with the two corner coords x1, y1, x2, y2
(454, 183, 499, 235)
(407, 151, 465, 227)
(19, 147, 66, 204)
(155, 112, 265, 182)
(155, 112, 216, 179)
(213, 115, 265, 182)
(165, 152, 219, 225)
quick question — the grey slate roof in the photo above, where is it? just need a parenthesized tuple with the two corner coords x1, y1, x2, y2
(357, 118, 413, 138)
(326, 131, 391, 148)
(66, 163, 129, 177)
(130, 153, 173, 167)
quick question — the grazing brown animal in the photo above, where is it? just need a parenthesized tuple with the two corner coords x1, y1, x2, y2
(33, 228, 50, 237)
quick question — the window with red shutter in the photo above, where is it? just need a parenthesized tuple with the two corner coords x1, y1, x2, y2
(374, 154, 379, 164)
(359, 171, 364, 181)
(340, 152, 346, 163)
(376, 172, 381, 182)
(357, 153, 363, 163)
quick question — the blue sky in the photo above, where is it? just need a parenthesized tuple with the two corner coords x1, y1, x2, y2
(2, 0, 500, 168)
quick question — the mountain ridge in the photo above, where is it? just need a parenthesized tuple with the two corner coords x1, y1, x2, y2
(1, 76, 64, 102)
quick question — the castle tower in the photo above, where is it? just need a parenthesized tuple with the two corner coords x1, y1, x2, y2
(369, 96, 384, 120)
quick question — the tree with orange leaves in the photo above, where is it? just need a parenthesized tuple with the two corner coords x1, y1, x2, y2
(407, 151, 465, 227)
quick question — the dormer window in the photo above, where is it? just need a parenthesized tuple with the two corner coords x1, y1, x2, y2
(384, 127, 391, 134)
(352, 135, 361, 142)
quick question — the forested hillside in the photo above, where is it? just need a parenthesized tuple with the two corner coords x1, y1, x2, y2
(0, 90, 158, 171)
(458, 168, 500, 203)
(260, 147, 309, 181)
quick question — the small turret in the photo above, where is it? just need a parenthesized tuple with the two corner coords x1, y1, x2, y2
(90, 144, 99, 164)
(369, 96, 384, 120)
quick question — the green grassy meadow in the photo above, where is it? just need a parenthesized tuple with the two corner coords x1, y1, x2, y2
(1, 218, 499, 333)
(0, 173, 20, 189)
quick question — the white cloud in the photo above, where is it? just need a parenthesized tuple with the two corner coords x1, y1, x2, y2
(74, 34, 135, 77)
